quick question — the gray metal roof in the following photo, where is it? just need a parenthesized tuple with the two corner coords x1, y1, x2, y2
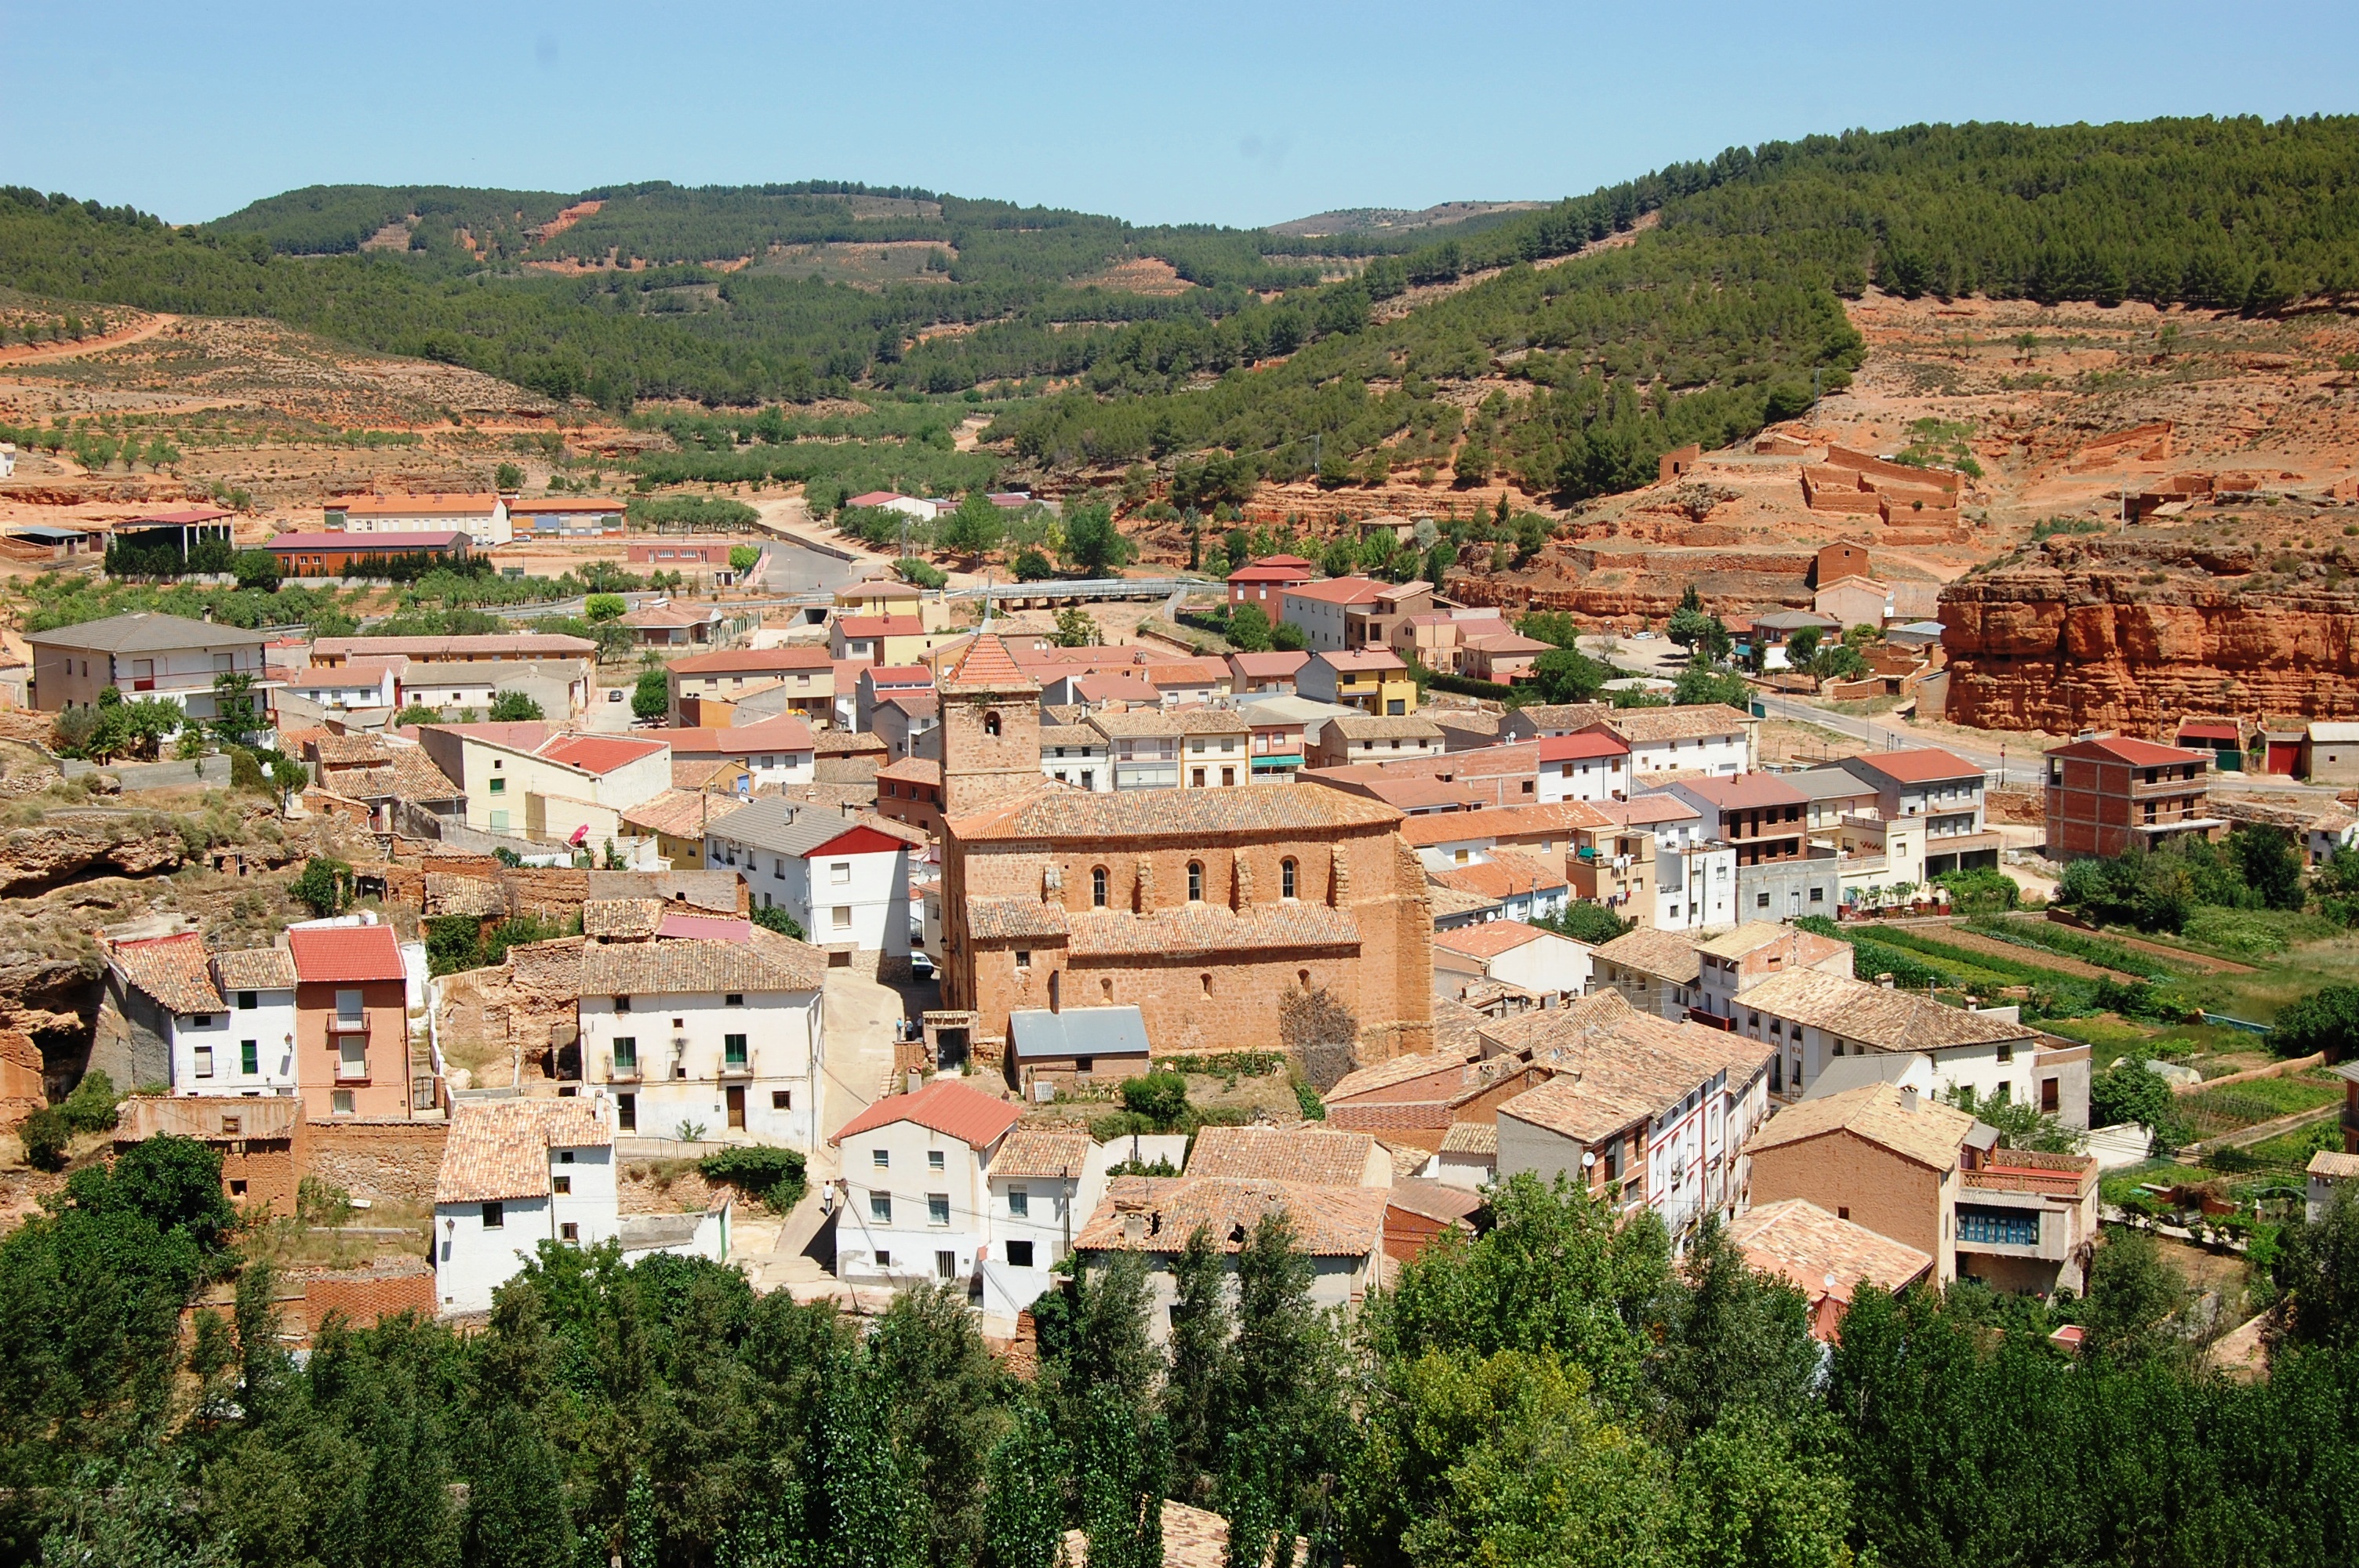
(1753, 610, 1841, 632)
(9, 525, 89, 543)
(1010, 1005, 1151, 1062)
(1787, 766, 1882, 802)
(705, 797, 872, 857)
(29, 611, 271, 655)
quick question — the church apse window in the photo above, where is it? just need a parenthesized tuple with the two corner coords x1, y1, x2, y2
(1187, 861, 1204, 902)
(1092, 866, 1108, 907)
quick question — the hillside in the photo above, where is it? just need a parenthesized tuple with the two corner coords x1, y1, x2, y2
(1267, 201, 1545, 238)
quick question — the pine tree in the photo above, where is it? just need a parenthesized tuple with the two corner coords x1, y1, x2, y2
(980, 1403, 1066, 1568)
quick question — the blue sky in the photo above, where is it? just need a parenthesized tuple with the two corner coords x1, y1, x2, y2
(6, 1, 2359, 229)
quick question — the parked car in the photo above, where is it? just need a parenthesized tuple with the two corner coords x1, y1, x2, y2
(606, 688, 624, 702)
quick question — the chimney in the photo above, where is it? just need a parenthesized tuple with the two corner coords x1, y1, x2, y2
(1121, 1212, 1147, 1243)
(1899, 1085, 1917, 1114)
(1876, 972, 1895, 989)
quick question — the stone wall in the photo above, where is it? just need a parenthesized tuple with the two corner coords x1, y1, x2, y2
(304, 1120, 449, 1206)
(303, 1269, 435, 1331)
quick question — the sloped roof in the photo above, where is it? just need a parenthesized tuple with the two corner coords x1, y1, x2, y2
(1439, 1120, 1497, 1156)
(1739, 967, 2033, 1051)
(1398, 800, 1613, 847)
(1743, 1081, 1975, 1171)
(1668, 771, 1808, 811)
(1065, 903, 1359, 959)
(1726, 1197, 1935, 1305)
(708, 797, 901, 858)
(668, 646, 834, 674)
(831, 1078, 1022, 1149)
(653, 717, 816, 756)
(991, 1126, 1095, 1179)
(580, 898, 667, 939)
(538, 734, 668, 775)
(1838, 747, 1983, 786)
(31, 612, 268, 654)
(620, 789, 719, 841)
(1539, 731, 1630, 761)
(1489, 992, 1772, 1142)
(212, 947, 298, 992)
(343, 492, 499, 517)
(1598, 703, 1755, 744)
(1074, 1175, 1387, 1255)
(1388, 1177, 1485, 1225)
(318, 633, 596, 660)
(2047, 735, 2208, 767)
(110, 933, 224, 1014)
(1429, 848, 1567, 900)
(941, 632, 1037, 691)
(950, 780, 1400, 840)
(1327, 713, 1445, 742)
(1009, 1005, 1149, 1061)
(118, 1094, 300, 1142)
(287, 924, 405, 985)
(1432, 919, 1554, 960)
(580, 926, 827, 995)
(1184, 1125, 1379, 1187)
(1592, 925, 1703, 984)
(436, 1098, 612, 1206)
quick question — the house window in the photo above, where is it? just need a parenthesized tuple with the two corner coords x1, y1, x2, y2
(873, 1149, 890, 1168)
(489, 777, 506, 794)
(928, 1149, 946, 1171)
(612, 1037, 638, 1073)
(561, 1222, 580, 1243)
(1092, 866, 1108, 907)
(831, 862, 850, 884)
(335, 989, 363, 1024)
(1016, 951, 1031, 970)
(332, 1090, 354, 1115)
(616, 1093, 636, 1131)
(1008, 1186, 1030, 1218)
(482, 1202, 504, 1229)
(554, 1174, 572, 1196)
(871, 1193, 892, 1222)
(238, 991, 257, 1011)
(2041, 1078, 2059, 1112)
(874, 1249, 892, 1267)
(1281, 858, 1298, 898)
(725, 1034, 748, 1066)
(241, 1040, 259, 1075)
(1007, 1239, 1036, 1268)
(616, 995, 631, 1013)
(228, 1179, 247, 1197)
(928, 1194, 951, 1226)
(1997, 1041, 2015, 1064)
(1187, 862, 1203, 902)
(1756, 892, 1771, 909)
(936, 1250, 957, 1279)
(194, 1047, 214, 1078)
(725, 993, 743, 1007)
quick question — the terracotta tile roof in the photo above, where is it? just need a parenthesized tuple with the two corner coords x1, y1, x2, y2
(1065, 903, 1359, 959)
(990, 1126, 1095, 1179)
(813, 729, 889, 757)
(1388, 1177, 1485, 1225)
(424, 873, 509, 917)
(942, 632, 1036, 691)
(950, 781, 1400, 840)
(1439, 1121, 1497, 1155)
(581, 898, 667, 938)
(118, 1094, 300, 1142)
(211, 947, 298, 992)
(623, 602, 723, 629)
(1284, 576, 1387, 606)
(1228, 651, 1310, 680)
(832, 1078, 1022, 1148)
(1323, 1047, 1483, 1105)
(1509, 702, 1613, 733)
(1076, 1175, 1387, 1256)
(343, 492, 499, 517)
(435, 1098, 612, 1206)
(1327, 713, 1444, 742)
(2307, 1150, 2359, 1181)
(1539, 731, 1630, 761)
(876, 756, 943, 786)
(1491, 993, 1773, 1142)
(287, 924, 405, 985)
(1838, 747, 1983, 786)
(315, 634, 596, 659)
(314, 734, 391, 765)
(967, 897, 1072, 942)
(585, 870, 742, 911)
(1594, 795, 1699, 826)
(1743, 1081, 1976, 1171)
(1739, 967, 2034, 1051)
(1315, 648, 1408, 673)
(1433, 920, 1552, 960)
(1429, 849, 1566, 900)
(1398, 800, 1613, 847)
(504, 495, 626, 514)
(1594, 925, 1705, 984)
(668, 646, 834, 674)
(1666, 771, 1808, 811)
(1423, 883, 1499, 920)
(657, 911, 751, 942)
(1184, 1125, 1379, 1186)
(1598, 703, 1755, 744)
(580, 927, 827, 995)
(537, 734, 668, 776)
(653, 717, 816, 756)
(620, 789, 719, 840)
(1726, 1198, 1934, 1305)
(674, 758, 748, 790)
(2047, 735, 2207, 767)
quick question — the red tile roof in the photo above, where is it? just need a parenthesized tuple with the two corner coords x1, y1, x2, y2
(831, 1079, 1022, 1149)
(127, 506, 234, 525)
(1667, 772, 1809, 810)
(1841, 747, 1983, 785)
(339, 492, 500, 517)
(504, 495, 626, 514)
(269, 530, 471, 551)
(1317, 648, 1408, 672)
(837, 615, 924, 637)
(538, 734, 669, 775)
(651, 717, 815, 755)
(943, 632, 1033, 689)
(1539, 731, 1630, 762)
(1432, 920, 1553, 960)
(667, 646, 834, 674)
(861, 664, 936, 687)
(1285, 577, 1387, 606)
(2048, 735, 2208, 767)
(287, 924, 405, 984)
(845, 491, 908, 508)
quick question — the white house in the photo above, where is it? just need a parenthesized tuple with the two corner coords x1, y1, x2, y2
(1655, 840, 1739, 931)
(1431, 920, 1596, 1005)
(704, 799, 916, 958)
(1585, 704, 1757, 779)
(283, 657, 403, 713)
(655, 717, 818, 792)
(414, 723, 673, 844)
(578, 917, 830, 1147)
(1536, 731, 1632, 805)
(433, 1095, 710, 1316)
(100, 931, 302, 1098)
(831, 1079, 1023, 1290)
(1492, 991, 1776, 1241)
(1040, 720, 1113, 792)
(980, 1125, 1109, 1327)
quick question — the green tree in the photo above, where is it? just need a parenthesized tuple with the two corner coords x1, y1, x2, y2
(632, 668, 670, 720)
(1782, 626, 1822, 669)
(487, 690, 543, 721)
(1667, 604, 1714, 650)
(2232, 823, 2304, 911)
(2088, 1054, 2191, 1153)
(1669, 1404, 1852, 1568)
(752, 903, 807, 939)
(2273, 1181, 2359, 1352)
(1077, 1385, 1166, 1568)
(1012, 547, 1054, 582)
(981, 1403, 1066, 1568)
(729, 544, 761, 575)
(1526, 647, 1608, 705)
(1533, 901, 1636, 945)
(394, 702, 442, 726)
(1120, 1070, 1189, 1130)
(873, 1284, 1010, 1568)
(1162, 1226, 1238, 1501)
(231, 550, 281, 590)
(1271, 621, 1307, 652)
(1054, 607, 1101, 648)
(1227, 602, 1274, 653)
(940, 492, 1006, 561)
(2081, 1229, 2186, 1367)
(1060, 502, 1136, 579)
(209, 670, 263, 746)
(1644, 1218, 1819, 1443)
(2274, 984, 2359, 1058)
(494, 462, 524, 490)
(1674, 664, 1752, 708)
(290, 855, 354, 917)
(584, 592, 627, 622)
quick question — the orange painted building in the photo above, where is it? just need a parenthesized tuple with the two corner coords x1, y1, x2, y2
(286, 924, 416, 1120)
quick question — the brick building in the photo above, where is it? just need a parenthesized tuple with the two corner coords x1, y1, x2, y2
(936, 633, 1435, 1066)
(2042, 736, 2222, 860)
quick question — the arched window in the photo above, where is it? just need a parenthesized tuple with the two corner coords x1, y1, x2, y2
(1200, 973, 1213, 996)
(983, 710, 1001, 737)
(1091, 866, 1108, 908)
(1280, 857, 1298, 899)
(1187, 861, 1204, 902)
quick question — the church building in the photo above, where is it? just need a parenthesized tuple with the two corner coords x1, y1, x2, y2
(934, 633, 1436, 1069)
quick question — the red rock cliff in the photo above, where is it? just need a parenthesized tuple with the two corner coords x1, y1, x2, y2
(1941, 536, 2359, 733)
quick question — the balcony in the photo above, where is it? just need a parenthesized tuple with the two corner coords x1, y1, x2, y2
(719, 1058, 754, 1079)
(609, 1054, 643, 1082)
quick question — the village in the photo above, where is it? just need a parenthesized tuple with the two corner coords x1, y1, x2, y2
(14, 477, 2347, 1364)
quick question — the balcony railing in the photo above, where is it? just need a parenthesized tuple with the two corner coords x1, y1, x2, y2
(609, 1055, 642, 1082)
